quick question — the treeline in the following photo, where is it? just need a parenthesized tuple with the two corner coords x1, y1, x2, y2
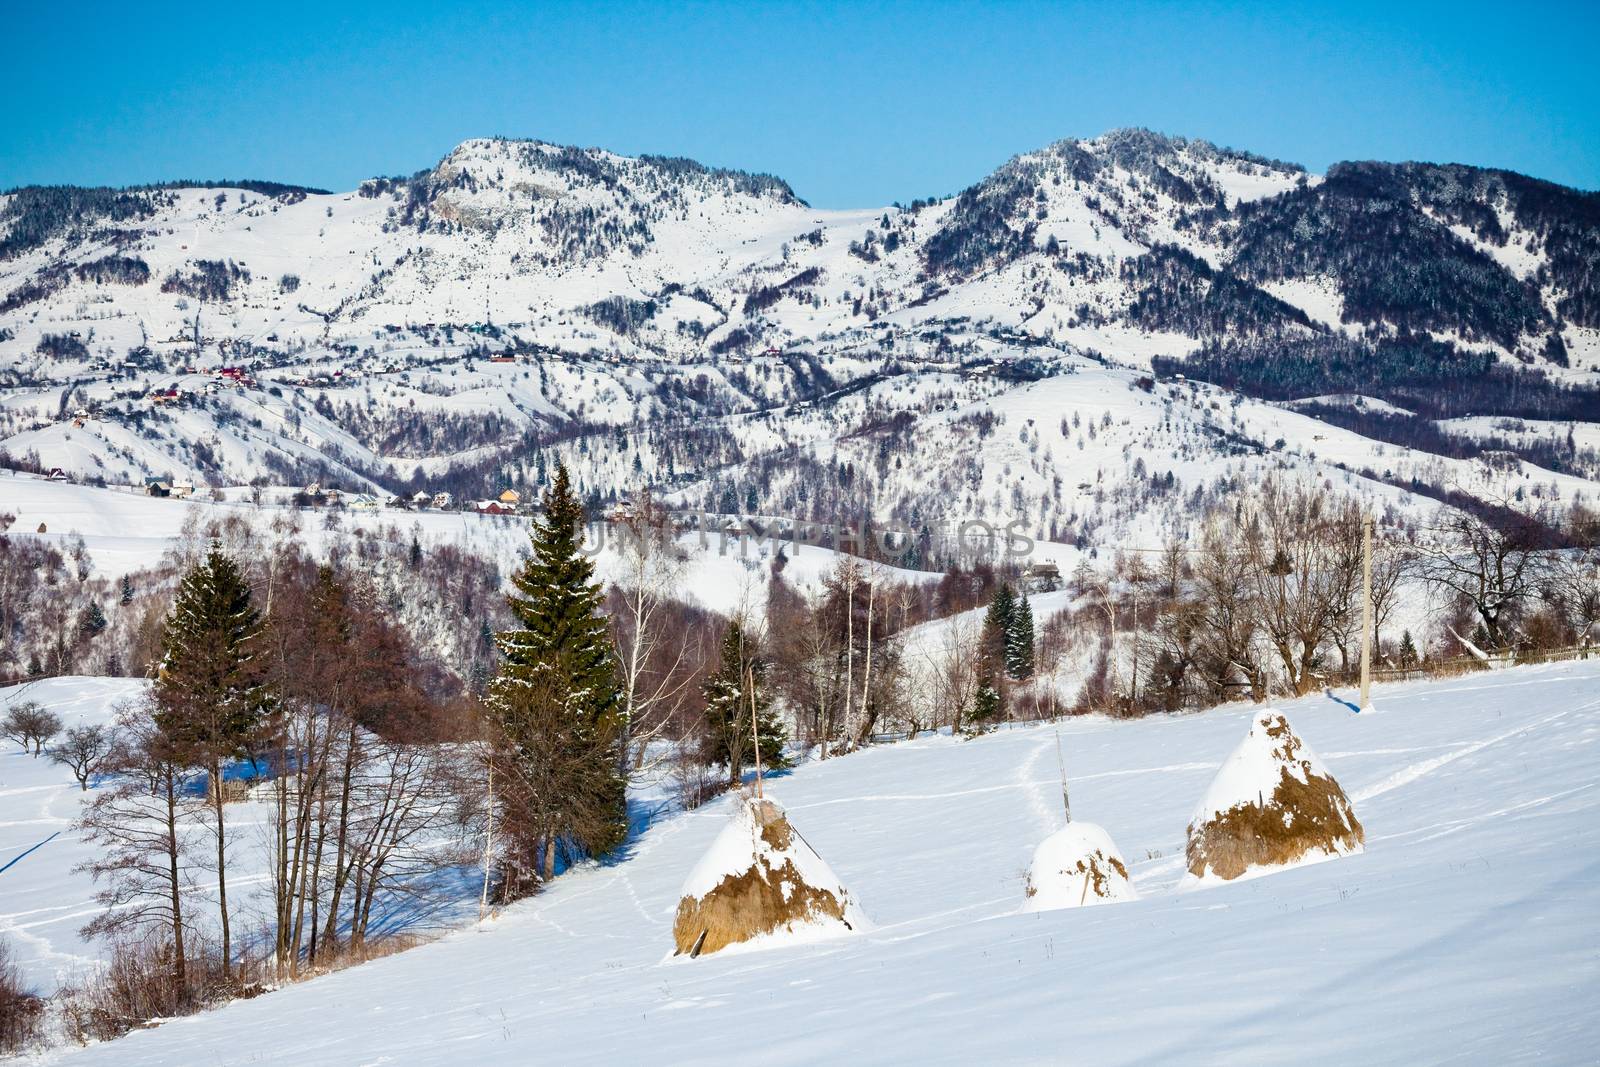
(1298, 402, 1600, 481)
(1218, 162, 1551, 350)
(74, 254, 151, 287)
(1161, 333, 1600, 422)
(1116, 243, 1313, 337)
(160, 259, 250, 302)
(976, 480, 1600, 721)
(0, 186, 158, 260)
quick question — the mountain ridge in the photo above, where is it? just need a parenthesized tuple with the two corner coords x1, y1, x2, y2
(3, 127, 1599, 549)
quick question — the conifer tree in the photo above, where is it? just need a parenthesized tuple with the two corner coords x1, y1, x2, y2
(153, 541, 267, 980)
(701, 619, 788, 788)
(971, 681, 1001, 732)
(983, 583, 1016, 663)
(973, 584, 1016, 732)
(488, 465, 627, 882)
(79, 600, 108, 640)
(120, 574, 135, 606)
(1007, 591, 1035, 680)
(1398, 629, 1419, 668)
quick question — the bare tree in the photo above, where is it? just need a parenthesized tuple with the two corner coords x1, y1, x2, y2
(1415, 505, 1550, 650)
(1, 702, 61, 756)
(1192, 517, 1267, 703)
(1244, 484, 1357, 696)
(76, 699, 208, 1002)
(49, 722, 115, 790)
(607, 492, 694, 770)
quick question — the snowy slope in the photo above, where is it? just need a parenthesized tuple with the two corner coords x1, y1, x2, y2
(32, 661, 1600, 1065)
(0, 677, 485, 996)
(0, 473, 938, 616)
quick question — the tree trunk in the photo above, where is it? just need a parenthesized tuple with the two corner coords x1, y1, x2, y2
(211, 755, 231, 982)
(164, 764, 187, 999)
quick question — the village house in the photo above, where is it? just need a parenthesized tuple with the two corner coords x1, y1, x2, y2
(1023, 560, 1061, 592)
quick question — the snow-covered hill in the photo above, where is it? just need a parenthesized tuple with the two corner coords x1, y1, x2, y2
(5, 129, 1599, 534)
(20, 661, 1598, 1065)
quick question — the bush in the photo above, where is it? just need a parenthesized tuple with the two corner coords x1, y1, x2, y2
(57, 938, 229, 1044)
(0, 939, 44, 1056)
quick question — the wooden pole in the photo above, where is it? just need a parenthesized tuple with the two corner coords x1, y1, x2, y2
(1054, 730, 1072, 823)
(1359, 515, 1373, 712)
(748, 661, 764, 800)
(479, 754, 494, 920)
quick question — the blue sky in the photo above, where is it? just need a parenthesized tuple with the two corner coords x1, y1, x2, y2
(5, 1, 1596, 206)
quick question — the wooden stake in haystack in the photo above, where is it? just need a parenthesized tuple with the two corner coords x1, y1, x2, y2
(1023, 732, 1137, 911)
(672, 795, 868, 958)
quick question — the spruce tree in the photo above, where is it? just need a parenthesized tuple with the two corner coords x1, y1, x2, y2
(974, 584, 1016, 732)
(982, 583, 1015, 663)
(1007, 591, 1035, 680)
(119, 574, 135, 606)
(79, 600, 108, 640)
(488, 465, 627, 878)
(1398, 629, 1419, 668)
(701, 620, 788, 788)
(970, 681, 1000, 734)
(153, 540, 267, 980)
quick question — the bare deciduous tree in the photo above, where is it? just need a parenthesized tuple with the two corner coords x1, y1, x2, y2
(2, 702, 61, 756)
(49, 722, 115, 790)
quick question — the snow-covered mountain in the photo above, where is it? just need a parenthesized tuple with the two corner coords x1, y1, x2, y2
(4, 129, 1599, 537)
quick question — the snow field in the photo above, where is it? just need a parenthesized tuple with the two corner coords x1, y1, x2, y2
(27, 660, 1600, 1065)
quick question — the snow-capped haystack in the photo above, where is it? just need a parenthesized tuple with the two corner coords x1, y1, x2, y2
(1023, 821, 1138, 911)
(672, 796, 867, 958)
(1186, 709, 1365, 881)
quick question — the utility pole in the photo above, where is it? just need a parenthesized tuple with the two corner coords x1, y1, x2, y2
(1359, 515, 1373, 712)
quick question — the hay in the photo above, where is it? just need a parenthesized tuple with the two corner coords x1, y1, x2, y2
(672, 797, 866, 957)
(1023, 821, 1138, 911)
(1186, 709, 1364, 881)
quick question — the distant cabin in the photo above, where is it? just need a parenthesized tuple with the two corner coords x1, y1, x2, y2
(146, 480, 172, 498)
(170, 481, 196, 499)
(1024, 561, 1062, 591)
(476, 500, 512, 516)
(45, 468, 68, 482)
(432, 492, 454, 510)
(411, 491, 433, 508)
(498, 489, 521, 506)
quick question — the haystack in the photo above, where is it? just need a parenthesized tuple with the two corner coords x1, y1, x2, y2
(1023, 821, 1137, 911)
(1186, 709, 1364, 881)
(672, 795, 867, 958)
